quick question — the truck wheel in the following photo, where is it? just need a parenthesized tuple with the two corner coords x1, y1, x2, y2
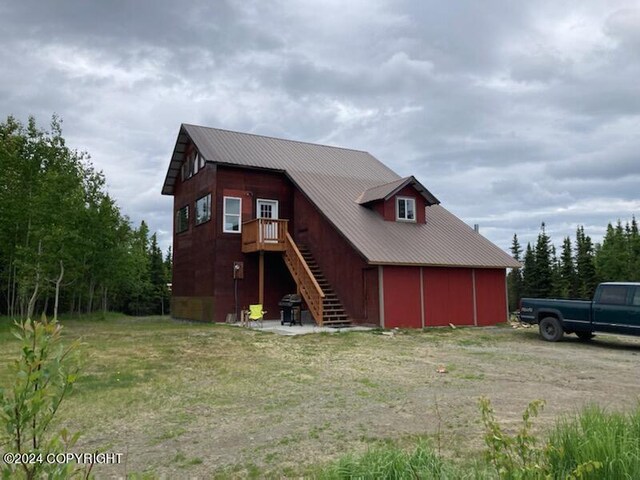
(539, 317, 563, 342)
(576, 331, 595, 341)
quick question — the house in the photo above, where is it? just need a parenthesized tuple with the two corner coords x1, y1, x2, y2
(161, 124, 520, 328)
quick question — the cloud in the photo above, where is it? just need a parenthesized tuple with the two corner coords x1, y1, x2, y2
(1, 0, 639, 256)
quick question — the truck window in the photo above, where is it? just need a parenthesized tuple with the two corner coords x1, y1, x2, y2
(598, 285, 629, 305)
(632, 287, 640, 307)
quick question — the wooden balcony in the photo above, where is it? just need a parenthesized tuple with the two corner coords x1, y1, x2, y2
(241, 218, 289, 253)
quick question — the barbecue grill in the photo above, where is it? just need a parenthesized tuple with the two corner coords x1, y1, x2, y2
(279, 294, 302, 326)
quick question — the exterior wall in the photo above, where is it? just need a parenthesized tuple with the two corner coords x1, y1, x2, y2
(382, 266, 422, 328)
(474, 269, 507, 326)
(171, 159, 296, 322)
(212, 166, 296, 323)
(423, 267, 474, 326)
(293, 190, 378, 325)
(172, 146, 218, 321)
(381, 266, 507, 328)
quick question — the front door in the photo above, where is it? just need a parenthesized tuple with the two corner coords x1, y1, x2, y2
(256, 199, 279, 242)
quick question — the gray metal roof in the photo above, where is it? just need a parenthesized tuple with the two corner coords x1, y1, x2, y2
(163, 124, 520, 269)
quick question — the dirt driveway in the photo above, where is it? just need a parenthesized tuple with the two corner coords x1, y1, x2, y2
(6, 318, 638, 478)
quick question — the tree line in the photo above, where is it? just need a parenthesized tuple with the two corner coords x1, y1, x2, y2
(508, 218, 640, 310)
(0, 115, 171, 319)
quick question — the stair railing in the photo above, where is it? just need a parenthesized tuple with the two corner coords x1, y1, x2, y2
(283, 233, 325, 325)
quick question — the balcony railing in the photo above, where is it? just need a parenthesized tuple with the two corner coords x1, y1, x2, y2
(241, 218, 288, 253)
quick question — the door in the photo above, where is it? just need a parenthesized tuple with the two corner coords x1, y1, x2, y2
(256, 199, 279, 242)
(592, 284, 633, 333)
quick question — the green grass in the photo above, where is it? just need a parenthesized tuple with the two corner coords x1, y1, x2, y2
(547, 405, 640, 478)
(2, 314, 640, 478)
(313, 441, 461, 479)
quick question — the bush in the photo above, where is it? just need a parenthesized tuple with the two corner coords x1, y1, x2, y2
(0, 318, 85, 479)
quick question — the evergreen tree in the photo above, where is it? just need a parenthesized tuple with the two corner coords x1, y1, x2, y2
(596, 221, 630, 281)
(522, 243, 536, 298)
(532, 223, 553, 297)
(507, 234, 523, 311)
(575, 226, 598, 299)
(558, 236, 577, 298)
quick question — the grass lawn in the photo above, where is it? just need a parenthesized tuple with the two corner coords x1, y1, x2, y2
(1, 315, 640, 478)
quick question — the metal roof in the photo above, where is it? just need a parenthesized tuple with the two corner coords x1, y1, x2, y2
(162, 124, 520, 269)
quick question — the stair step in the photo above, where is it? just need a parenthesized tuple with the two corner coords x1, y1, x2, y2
(295, 244, 352, 327)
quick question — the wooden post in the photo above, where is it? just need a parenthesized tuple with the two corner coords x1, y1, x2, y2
(259, 251, 264, 306)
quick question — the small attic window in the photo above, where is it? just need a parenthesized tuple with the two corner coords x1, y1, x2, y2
(396, 197, 416, 222)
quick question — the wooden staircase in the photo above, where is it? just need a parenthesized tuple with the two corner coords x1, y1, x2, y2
(297, 246, 351, 327)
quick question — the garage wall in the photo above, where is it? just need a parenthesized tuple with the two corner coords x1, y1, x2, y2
(381, 266, 507, 328)
(423, 267, 474, 326)
(382, 266, 422, 328)
(474, 269, 507, 326)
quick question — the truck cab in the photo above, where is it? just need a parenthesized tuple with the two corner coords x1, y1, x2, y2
(520, 282, 640, 341)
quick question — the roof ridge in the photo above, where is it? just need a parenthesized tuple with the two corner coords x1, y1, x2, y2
(182, 123, 371, 155)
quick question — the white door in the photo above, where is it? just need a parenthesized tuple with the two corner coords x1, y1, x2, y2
(256, 199, 279, 242)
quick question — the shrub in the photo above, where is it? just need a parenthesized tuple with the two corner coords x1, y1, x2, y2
(0, 318, 85, 479)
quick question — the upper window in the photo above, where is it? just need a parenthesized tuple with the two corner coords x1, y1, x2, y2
(598, 285, 629, 305)
(223, 197, 242, 233)
(195, 194, 211, 226)
(199, 153, 205, 169)
(396, 197, 416, 222)
(176, 205, 189, 233)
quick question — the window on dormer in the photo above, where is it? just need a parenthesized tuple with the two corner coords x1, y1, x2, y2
(396, 197, 416, 222)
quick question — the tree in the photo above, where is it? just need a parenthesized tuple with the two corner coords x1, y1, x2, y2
(558, 237, 577, 298)
(522, 243, 536, 298)
(507, 234, 523, 311)
(532, 223, 553, 298)
(575, 226, 598, 299)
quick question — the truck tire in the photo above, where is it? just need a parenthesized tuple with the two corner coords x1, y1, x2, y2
(539, 317, 563, 342)
(576, 331, 595, 341)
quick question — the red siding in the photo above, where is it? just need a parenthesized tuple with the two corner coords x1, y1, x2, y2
(382, 266, 422, 328)
(475, 269, 507, 326)
(423, 267, 474, 327)
(374, 185, 427, 223)
(293, 190, 377, 325)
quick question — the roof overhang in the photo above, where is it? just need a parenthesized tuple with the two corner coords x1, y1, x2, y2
(161, 125, 190, 196)
(356, 175, 440, 206)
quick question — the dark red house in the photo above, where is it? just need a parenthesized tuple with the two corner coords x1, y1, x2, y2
(161, 124, 520, 327)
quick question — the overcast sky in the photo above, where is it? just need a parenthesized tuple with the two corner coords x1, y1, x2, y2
(2, 0, 639, 255)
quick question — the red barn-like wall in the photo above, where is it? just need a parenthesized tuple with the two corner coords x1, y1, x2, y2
(382, 266, 422, 328)
(475, 269, 507, 326)
(381, 266, 507, 328)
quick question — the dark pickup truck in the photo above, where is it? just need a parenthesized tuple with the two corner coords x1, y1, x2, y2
(519, 282, 640, 341)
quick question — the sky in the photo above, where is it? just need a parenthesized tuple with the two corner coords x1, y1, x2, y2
(2, 0, 639, 255)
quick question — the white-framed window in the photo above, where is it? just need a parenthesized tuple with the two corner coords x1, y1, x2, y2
(223, 196, 242, 233)
(195, 193, 211, 225)
(396, 197, 416, 222)
(199, 153, 205, 169)
(176, 205, 189, 233)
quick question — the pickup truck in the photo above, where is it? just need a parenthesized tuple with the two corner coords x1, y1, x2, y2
(519, 282, 640, 341)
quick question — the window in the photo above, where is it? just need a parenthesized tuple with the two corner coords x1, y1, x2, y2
(223, 196, 242, 233)
(195, 194, 211, 225)
(176, 205, 189, 233)
(199, 153, 205, 169)
(633, 287, 640, 306)
(396, 197, 416, 222)
(598, 285, 629, 305)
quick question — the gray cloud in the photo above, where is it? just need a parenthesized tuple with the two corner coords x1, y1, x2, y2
(1, 0, 639, 255)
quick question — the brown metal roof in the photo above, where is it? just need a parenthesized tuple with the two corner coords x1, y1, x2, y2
(162, 124, 520, 269)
